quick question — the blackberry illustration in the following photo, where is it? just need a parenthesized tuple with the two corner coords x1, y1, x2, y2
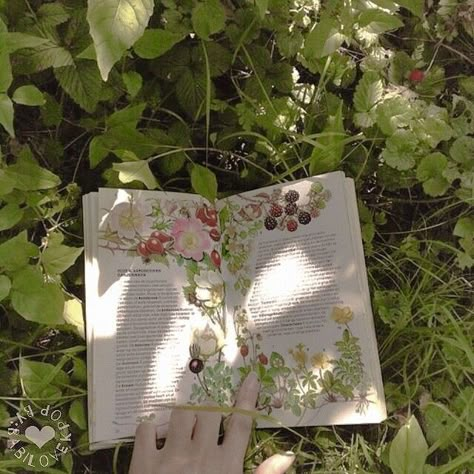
(298, 211, 311, 225)
(287, 219, 298, 232)
(285, 203, 298, 216)
(269, 203, 283, 218)
(285, 190, 299, 203)
(264, 216, 278, 230)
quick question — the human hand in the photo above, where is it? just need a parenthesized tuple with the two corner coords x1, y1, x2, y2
(129, 372, 295, 473)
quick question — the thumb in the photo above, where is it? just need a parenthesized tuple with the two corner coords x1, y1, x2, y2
(254, 452, 295, 474)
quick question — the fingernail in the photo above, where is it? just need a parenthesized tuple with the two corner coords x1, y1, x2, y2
(245, 371, 260, 391)
(284, 451, 295, 457)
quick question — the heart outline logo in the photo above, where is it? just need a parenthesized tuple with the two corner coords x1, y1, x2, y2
(25, 426, 56, 449)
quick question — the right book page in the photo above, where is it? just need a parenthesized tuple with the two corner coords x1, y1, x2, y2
(219, 171, 386, 426)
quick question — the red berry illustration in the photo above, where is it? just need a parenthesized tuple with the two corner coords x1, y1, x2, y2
(269, 203, 283, 218)
(285, 190, 299, 203)
(409, 69, 425, 82)
(145, 238, 165, 255)
(151, 231, 172, 243)
(209, 228, 221, 241)
(287, 219, 298, 232)
(264, 216, 277, 230)
(285, 203, 298, 216)
(211, 249, 221, 267)
(196, 206, 218, 227)
(258, 353, 268, 365)
(240, 345, 249, 357)
(137, 242, 151, 257)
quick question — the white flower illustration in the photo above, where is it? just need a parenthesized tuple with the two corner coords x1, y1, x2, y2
(194, 270, 224, 308)
(108, 200, 153, 239)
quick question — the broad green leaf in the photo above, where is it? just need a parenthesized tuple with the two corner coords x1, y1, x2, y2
(63, 298, 85, 339)
(87, 0, 154, 81)
(122, 71, 143, 98)
(192, 0, 226, 40)
(176, 70, 210, 119)
(42, 234, 83, 275)
(12, 85, 45, 106)
(1, 32, 49, 53)
(19, 358, 69, 399)
(0, 47, 12, 92)
(396, 0, 424, 18)
(5, 153, 61, 190)
(134, 29, 184, 59)
(191, 164, 217, 202)
(389, 51, 415, 84)
(106, 103, 146, 129)
(304, 18, 345, 59)
(255, 0, 269, 19)
(69, 399, 87, 430)
(354, 71, 383, 112)
(0, 203, 24, 231)
(450, 136, 474, 165)
(37, 2, 70, 28)
(423, 404, 463, 449)
(113, 160, 158, 189)
(416, 152, 449, 196)
(15, 40, 73, 73)
(459, 76, 474, 98)
(0, 231, 39, 272)
(359, 9, 403, 34)
(0, 93, 14, 137)
(389, 415, 428, 474)
(11, 266, 65, 324)
(376, 97, 414, 135)
(0, 274, 11, 302)
(0, 170, 15, 196)
(89, 135, 109, 169)
(382, 130, 418, 170)
(454, 217, 474, 238)
(54, 61, 102, 113)
(310, 102, 345, 175)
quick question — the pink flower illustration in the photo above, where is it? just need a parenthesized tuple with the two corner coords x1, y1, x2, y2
(171, 218, 212, 261)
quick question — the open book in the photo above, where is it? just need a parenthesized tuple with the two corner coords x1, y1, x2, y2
(83, 171, 386, 450)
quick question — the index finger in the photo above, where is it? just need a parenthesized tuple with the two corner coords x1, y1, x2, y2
(223, 372, 260, 459)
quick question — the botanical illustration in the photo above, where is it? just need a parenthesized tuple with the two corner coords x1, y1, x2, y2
(220, 181, 331, 294)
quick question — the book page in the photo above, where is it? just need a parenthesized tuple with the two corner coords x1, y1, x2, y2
(85, 188, 225, 445)
(218, 172, 386, 426)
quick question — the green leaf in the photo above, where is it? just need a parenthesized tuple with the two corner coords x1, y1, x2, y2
(19, 358, 69, 399)
(0, 47, 12, 92)
(107, 103, 146, 130)
(5, 152, 61, 190)
(1, 32, 49, 53)
(12, 85, 45, 106)
(0, 274, 11, 302)
(192, 0, 226, 40)
(255, 0, 268, 19)
(382, 130, 418, 170)
(416, 152, 449, 197)
(37, 2, 70, 28)
(191, 164, 218, 202)
(11, 266, 65, 324)
(389, 415, 428, 474)
(396, 0, 424, 18)
(304, 18, 345, 59)
(15, 40, 74, 73)
(134, 29, 184, 59)
(354, 71, 383, 112)
(63, 298, 85, 339)
(0, 203, 24, 231)
(376, 97, 414, 135)
(0, 93, 14, 137)
(54, 61, 102, 113)
(176, 69, 211, 119)
(69, 399, 87, 430)
(359, 9, 404, 34)
(453, 217, 474, 239)
(423, 404, 463, 449)
(0, 231, 39, 272)
(450, 136, 474, 165)
(122, 71, 143, 98)
(42, 234, 83, 275)
(113, 160, 158, 189)
(87, 0, 154, 81)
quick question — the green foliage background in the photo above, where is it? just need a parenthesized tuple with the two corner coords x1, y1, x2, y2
(0, 0, 473, 472)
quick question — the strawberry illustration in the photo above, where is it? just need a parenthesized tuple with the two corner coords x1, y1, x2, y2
(137, 242, 151, 257)
(145, 238, 165, 255)
(196, 206, 218, 227)
(258, 353, 268, 365)
(211, 249, 221, 267)
(209, 228, 221, 241)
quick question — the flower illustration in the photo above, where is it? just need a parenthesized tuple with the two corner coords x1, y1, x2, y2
(171, 218, 212, 260)
(331, 306, 354, 324)
(311, 352, 330, 369)
(191, 320, 225, 357)
(108, 200, 153, 239)
(289, 344, 307, 368)
(194, 270, 224, 308)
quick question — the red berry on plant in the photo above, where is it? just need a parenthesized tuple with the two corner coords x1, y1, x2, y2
(269, 203, 283, 218)
(210, 228, 221, 241)
(258, 353, 268, 365)
(146, 238, 165, 255)
(409, 69, 425, 82)
(196, 206, 218, 227)
(137, 242, 151, 257)
(287, 219, 298, 232)
(211, 249, 221, 267)
(240, 345, 249, 357)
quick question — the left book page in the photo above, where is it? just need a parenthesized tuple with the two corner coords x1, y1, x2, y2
(83, 188, 225, 448)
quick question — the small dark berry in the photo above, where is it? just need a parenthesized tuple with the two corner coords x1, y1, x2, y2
(285, 203, 298, 215)
(409, 69, 425, 82)
(269, 204, 283, 218)
(264, 216, 277, 230)
(285, 190, 299, 203)
(287, 219, 298, 232)
(258, 353, 268, 365)
(189, 358, 204, 374)
(298, 211, 311, 225)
